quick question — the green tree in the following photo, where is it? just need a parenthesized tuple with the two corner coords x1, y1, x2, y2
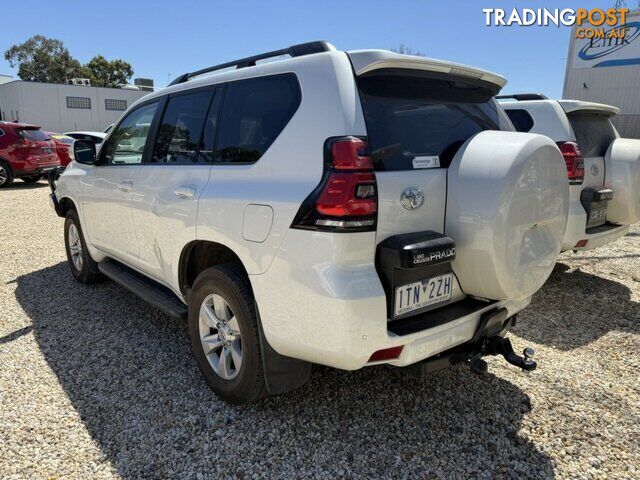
(4, 35, 84, 83)
(390, 44, 426, 57)
(84, 55, 133, 88)
(4, 36, 134, 87)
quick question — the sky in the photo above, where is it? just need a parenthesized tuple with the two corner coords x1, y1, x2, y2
(0, 0, 632, 98)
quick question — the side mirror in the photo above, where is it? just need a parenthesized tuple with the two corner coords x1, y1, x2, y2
(73, 140, 97, 165)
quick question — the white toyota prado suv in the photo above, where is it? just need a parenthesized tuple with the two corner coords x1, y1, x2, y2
(51, 42, 571, 404)
(499, 94, 640, 252)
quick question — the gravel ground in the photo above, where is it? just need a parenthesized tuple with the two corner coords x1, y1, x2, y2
(1, 182, 639, 479)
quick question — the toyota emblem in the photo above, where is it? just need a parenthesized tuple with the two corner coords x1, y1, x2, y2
(401, 188, 424, 210)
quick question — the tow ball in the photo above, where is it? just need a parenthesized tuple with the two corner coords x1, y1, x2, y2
(469, 336, 536, 374)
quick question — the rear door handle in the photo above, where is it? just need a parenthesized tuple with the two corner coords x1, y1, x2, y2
(118, 180, 134, 193)
(174, 185, 196, 199)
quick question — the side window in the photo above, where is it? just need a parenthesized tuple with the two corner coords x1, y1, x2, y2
(151, 90, 214, 164)
(101, 102, 159, 165)
(215, 73, 300, 164)
(504, 109, 534, 133)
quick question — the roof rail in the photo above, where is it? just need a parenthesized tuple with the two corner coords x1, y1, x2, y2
(495, 93, 548, 101)
(168, 41, 336, 86)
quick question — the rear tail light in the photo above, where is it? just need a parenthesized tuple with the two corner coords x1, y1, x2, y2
(292, 136, 377, 232)
(557, 141, 584, 185)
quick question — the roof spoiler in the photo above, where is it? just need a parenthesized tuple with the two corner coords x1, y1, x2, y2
(347, 50, 507, 90)
(495, 93, 548, 101)
(168, 41, 336, 86)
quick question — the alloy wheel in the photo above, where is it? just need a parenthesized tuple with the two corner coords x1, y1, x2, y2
(67, 224, 84, 271)
(198, 294, 243, 380)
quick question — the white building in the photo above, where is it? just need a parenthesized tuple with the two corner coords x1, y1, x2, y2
(563, 9, 640, 139)
(0, 78, 150, 133)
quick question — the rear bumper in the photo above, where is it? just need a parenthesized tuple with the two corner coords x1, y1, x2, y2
(12, 153, 60, 176)
(14, 162, 60, 177)
(251, 228, 531, 371)
(562, 197, 629, 251)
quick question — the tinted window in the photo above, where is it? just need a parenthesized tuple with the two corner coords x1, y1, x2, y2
(102, 102, 158, 165)
(505, 109, 534, 133)
(215, 74, 300, 164)
(358, 73, 501, 170)
(18, 129, 50, 141)
(567, 112, 617, 157)
(152, 91, 214, 164)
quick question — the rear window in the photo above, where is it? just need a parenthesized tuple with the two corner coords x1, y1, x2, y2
(18, 129, 50, 142)
(214, 73, 301, 164)
(357, 72, 501, 171)
(567, 112, 616, 157)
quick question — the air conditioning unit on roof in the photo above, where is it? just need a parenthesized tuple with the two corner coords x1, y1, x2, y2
(68, 78, 91, 86)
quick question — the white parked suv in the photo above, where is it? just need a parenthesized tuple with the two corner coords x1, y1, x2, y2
(51, 42, 570, 404)
(499, 94, 640, 252)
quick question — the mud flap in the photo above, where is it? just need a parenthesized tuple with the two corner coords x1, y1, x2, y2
(255, 304, 311, 395)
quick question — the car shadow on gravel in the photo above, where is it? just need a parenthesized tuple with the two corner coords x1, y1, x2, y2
(15, 262, 555, 479)
(514, 262, 640, 350)
(2, 182, 49, 190)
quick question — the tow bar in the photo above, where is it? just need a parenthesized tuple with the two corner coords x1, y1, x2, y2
(469, 336, 536, 374)
(401, 308, 537, 378)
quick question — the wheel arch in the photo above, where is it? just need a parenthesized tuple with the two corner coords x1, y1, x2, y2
(0, 156, 13, 169)
(0, 156, 14, 185)
(56, 196, 78, 218)
(179, 240, 250, 299)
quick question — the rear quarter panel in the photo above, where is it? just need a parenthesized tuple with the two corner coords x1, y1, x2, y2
(196, 51, 367, 275)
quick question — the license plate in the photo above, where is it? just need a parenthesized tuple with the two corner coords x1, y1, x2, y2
(587, 206, 607, 228)
(394, 273, 453, 318)
(42, 147, 53, 154)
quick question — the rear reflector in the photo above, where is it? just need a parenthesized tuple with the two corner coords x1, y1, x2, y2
(368, 346, 404, 362)
(557, 141, 584, 185)
(574, 239, 588, 248)
(291, 136, 377, 232)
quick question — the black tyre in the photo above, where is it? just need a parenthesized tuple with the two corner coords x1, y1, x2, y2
(64, 210, 100, 284)
(188, 264, 267, 405)
(0, 160, 14, 188)
(21, 175, 43, 184)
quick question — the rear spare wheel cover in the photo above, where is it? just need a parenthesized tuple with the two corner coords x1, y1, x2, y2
(606, 138, 640, 225)
(445, 131, 569, 301)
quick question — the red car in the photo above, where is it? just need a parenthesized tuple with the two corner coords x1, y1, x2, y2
(45, 132, 75, 166)
(0, 122, 59, 187)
